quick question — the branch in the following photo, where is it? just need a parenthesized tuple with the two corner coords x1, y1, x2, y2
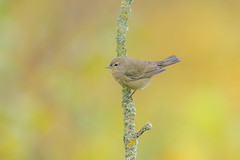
(115, 0, 152, 160)
(116, 0, 133, 57)
(135, 122, 152, 138)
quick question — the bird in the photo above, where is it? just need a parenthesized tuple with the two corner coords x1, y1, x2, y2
(105, 55, 181, 101)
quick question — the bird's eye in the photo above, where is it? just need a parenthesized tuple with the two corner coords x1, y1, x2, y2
(114, 63, 118, 66)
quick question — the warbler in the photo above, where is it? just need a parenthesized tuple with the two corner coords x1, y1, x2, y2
(105, 55, 181, 100)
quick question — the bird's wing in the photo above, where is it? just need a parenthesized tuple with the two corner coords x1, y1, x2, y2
(125, 62, 166, 80)
(140, 68, 166, 79)
(124, 68, 144, 80)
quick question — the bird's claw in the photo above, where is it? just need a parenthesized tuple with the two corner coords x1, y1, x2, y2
(122, 97, 133, 104)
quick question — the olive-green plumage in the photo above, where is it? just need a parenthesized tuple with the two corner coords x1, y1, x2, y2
(105, 55, 181, 91)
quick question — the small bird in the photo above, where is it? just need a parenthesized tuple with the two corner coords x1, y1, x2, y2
(105, 55, 181, 101)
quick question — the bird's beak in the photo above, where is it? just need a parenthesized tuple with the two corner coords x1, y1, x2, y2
(105, 65, 111, 69)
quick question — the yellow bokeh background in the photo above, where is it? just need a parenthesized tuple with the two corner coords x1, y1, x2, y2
(1, 0, 240, 160)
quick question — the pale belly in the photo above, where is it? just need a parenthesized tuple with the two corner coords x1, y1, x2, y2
(120, 77, 152, 90)
(112, 70, 153, 90)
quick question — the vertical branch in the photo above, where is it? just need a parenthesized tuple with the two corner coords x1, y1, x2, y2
(122, 87, 137, 160)
(116, 0, 136, 159)
(116, 0, 133, 57)
(116, 0, 152, 160)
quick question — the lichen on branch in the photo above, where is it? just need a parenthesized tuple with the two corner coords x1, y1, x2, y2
(116, 0, 133, 57)
(115, 0, 152, 159)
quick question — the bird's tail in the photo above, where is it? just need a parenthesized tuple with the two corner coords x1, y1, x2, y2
(157, 55, 181, 68)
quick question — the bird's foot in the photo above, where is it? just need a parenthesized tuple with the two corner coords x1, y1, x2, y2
(121, 90, 136, 104)
(122, 96, 133, 104)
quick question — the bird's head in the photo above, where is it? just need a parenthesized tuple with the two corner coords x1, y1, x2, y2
(105, 57, 126, 72)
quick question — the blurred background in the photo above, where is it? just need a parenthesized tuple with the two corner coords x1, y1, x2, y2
(0, 0, 240, 159)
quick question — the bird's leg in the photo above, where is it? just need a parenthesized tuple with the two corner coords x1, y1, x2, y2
(122, 90, 136, 103)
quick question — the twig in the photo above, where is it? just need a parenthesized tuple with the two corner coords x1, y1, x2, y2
(135, 122, 152, 139)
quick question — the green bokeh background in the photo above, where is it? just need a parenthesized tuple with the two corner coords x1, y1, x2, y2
(0, 0, 240, 160)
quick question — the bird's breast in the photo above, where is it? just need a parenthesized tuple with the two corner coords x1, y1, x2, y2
(124, 78, 152, 90)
